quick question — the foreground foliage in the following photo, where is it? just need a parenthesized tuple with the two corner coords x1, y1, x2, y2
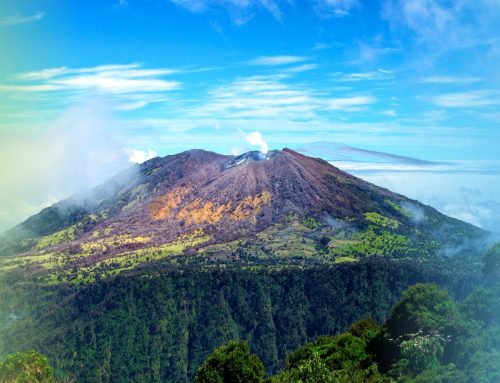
(0, 350, 54, 383)
(198, 283, 500, 382)
(194, 341, 265, 383)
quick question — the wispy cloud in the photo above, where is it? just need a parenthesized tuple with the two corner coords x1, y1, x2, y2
(193, 75, 320, 119)
(15, 64, 177, 82)
(381, 109, 397, 117)
(0, 84, 62, 92)
(325, 96, 376, 111)
(315, 0, 360, 17)
(246, 55, 309, 66)
(188, 73, 377, 121)
(383, 0, 500, 50)
(419, 76, 482, 84)
(52, 75, 178, 94)
(0, 12, 46, 26)
(1, 64, 180, 109)
(332, 69, 394, 82)
(169, 0, 287, 24)
(283, 64, 319, 73)
(432, 90, 500, 108)
(349, 37, 401, 65)
(298, 141, 440, 167)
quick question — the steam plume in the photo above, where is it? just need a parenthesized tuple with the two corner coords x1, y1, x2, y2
(245, 131, 269, 154)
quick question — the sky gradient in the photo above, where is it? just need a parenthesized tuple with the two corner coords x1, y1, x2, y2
(1, 0, 499, 232)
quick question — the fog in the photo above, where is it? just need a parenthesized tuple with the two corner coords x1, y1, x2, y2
(0, 100, 133, 233)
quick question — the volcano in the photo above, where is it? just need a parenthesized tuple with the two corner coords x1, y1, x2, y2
(0, 148, 485, 282)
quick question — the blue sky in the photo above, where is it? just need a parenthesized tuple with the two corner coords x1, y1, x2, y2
(0, 0, 499, 232)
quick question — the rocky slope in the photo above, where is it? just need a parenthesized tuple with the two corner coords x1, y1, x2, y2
(0, 148, 486, 282)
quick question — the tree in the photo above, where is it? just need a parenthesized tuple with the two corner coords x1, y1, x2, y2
(268, 352, 336, 383)
(284, 328, 382, 383)
(194, 340, 266, 383)
(0, 350, 54, 383)
(398, 333, 444, 374)
(398, 364, 466, 383)
(385, 284, 459, 338)
(482, 243, 500, 277)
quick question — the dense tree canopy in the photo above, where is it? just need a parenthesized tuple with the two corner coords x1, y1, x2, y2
(197, 283, 500, 382)
(194, 341, 265, 383)
(0, 350, 54, 383)
(482, 243, 500, 277)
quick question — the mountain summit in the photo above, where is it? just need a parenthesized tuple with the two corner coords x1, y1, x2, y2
(0, 149, 485, 282)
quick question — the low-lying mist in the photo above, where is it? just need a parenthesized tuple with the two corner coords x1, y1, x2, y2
(0, 100, 134, 233)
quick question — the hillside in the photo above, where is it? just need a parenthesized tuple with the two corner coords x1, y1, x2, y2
(0, 148, 486, 284)
(0, 148, 493, 382)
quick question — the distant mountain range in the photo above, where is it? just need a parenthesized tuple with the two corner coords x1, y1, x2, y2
(0, 148, 487, 283)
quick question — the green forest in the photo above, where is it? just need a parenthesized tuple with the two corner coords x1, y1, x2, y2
(193, 282, 500, 382)
(2, 280, 499, 382)
(1, 246, 497, 383)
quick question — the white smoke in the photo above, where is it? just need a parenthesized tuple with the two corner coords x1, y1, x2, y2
(125, 148, 158, 164)
(401, 201, 425, 223)
(244, 131, 269, 154)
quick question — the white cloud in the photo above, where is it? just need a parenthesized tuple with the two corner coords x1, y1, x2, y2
(170, 0, 287, 24)
(381, 109, 397, 117)
(419, 76, 482, 84)
(125, 148, 158, 164)
(432, 90, 499, 108)
(383, 0, 500, 49)
(350, 39, 400, 65)
(187, 75, 378, 120)
(193, 75, 320, 119)
(283, 64, 319, 73)
(1, 64, 181, 109)
(0, 12, 46, 26)
(315, 0, 359, 17)
(383, 0, 459, 44)
(332, 69, 394, 82)
(52, 75, 179, 94)
(325, 96, 376, 110)
(0, 84, 62, 92)
(331, 161, 449, 173)
(357, 170, 500, 232)
(35, 65, 177, 94)
(116, 95, 172, 111)
(247, 55, 309, 66)
(14, 67, 69, 81)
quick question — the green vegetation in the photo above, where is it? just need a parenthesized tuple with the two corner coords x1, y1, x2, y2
(194, 341, 265, 383)
(0, 350, 54, 383)
(269, 319, 382, 383)
(331, 227, 415, 258)
(302, 216, 320, 230)
(36, 226, 77, 250)
(0, 259, 482, 383)
(364, 212, 401, 230)
(197, 282, 500, 382)
(0, 209, 484, 287)
(482, 243, 500, 277)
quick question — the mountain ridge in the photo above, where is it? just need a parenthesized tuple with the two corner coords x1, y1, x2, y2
(0, 148, 486, 283)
